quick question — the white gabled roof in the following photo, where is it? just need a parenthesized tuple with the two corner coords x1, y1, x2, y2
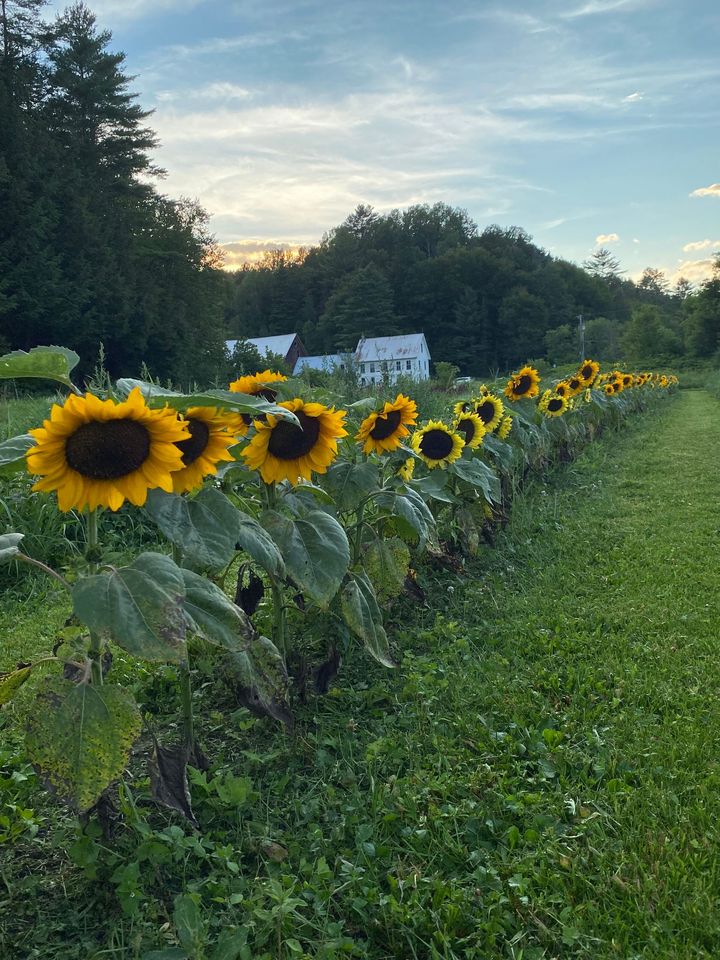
(225, 334, 299, 358)
(355, 334, 428, 362)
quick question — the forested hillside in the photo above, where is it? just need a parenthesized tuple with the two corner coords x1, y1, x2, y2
(225, 206, 720, 375)
(0, 0, 227, 382)
(2, 2, 719, 383)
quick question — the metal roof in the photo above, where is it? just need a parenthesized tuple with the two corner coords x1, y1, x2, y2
(355, 334, 429, 362)
(225, 334, 300, 358)
(293, 354, 349, 374)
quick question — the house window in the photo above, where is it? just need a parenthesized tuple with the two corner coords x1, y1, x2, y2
(370, 363, 375, 373)
(406, 359, 412, 370)
(396, 360, 401, 371)
(360, 363, 366, 373)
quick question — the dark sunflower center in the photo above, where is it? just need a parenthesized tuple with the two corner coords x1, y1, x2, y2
(513, 374, 532, 395)
(65, 419, 151, 480)
(569, 379, 580, 390)
(370, 409, 402, 440)
(557, 386, 567, 396)
(582, 365, 593, 379)
(547, 398, 564, 412)
(476, 400, 496, 424)
(255, 387, 278, 402)
(419, 428, 454, 461)
(177, 418, 210, 466)
(267, 411, 320, 460)
(456, 418, 476, 444)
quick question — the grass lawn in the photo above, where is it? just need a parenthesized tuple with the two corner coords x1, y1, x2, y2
(1, 388, 718, 959)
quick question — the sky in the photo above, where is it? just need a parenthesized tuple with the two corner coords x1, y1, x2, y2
(49, 0, 719, 284)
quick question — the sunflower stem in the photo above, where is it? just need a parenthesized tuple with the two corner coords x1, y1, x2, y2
(269, 575, 287, 658)
(352, 502, 365, 567)
(180, 662, 195, 753)
(15, 554, 71, 591)
(85, 509, 104, 685)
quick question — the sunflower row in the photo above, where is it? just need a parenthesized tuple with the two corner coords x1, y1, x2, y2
(23, 362, 677, 514)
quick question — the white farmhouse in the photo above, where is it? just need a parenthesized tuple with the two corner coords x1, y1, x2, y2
(355, 334, 431, 385)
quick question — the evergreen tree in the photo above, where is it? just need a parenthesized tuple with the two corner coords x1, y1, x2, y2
(318, 265, 399, 351)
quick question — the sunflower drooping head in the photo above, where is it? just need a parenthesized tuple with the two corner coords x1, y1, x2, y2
(172, 406, 246, 494)
(26, 388, 190, 513)
(497, 415, 513, 440)
(504, 365, 541, 401)
(554, 381, 571, 399)
(242, 398, 347, 486)
(453, 412, 486, 449)
(411, 420, 465, 469)
(397, 457, 415, 482)
(474, 393, 504, 432)
(229, 369, 288, 401)
(356, 394, 418, 455)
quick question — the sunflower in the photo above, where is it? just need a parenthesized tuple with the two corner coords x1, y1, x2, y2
(539, 391, 568, 418)
(356, 394, 418, 455)
(554, 381, 571, 398)
(411, 421, 464, 469)
(621, 373, 634, 389)
(504, 365, 541, 401)
(566, 375, 583, 397)
(171, 407, 245, 494)
(496, 415, 513, 440)
(26, 388, 189, 513)
(577, 359, 600, 387)
(229, 369, 287, 401)
(453, 412, 486, 449)
(453, 399, 475, 418)
(242, 398, 347, 485)
(397, 457, 415, 482)
(474, 393, 504, 432)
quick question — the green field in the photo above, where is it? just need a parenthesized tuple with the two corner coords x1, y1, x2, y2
(1, 389, 718, 958)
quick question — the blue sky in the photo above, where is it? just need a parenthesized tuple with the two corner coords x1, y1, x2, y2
(53, 0, 719, 283)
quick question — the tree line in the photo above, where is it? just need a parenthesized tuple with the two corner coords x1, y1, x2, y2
(2, 2, 719, 385)
(1, 0, 227, 384)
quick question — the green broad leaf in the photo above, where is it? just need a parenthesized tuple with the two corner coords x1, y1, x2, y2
(236, 512, 285, 578)
(450, 457, 501, 503)
(410, 471, 458, 504)
(72, 552, 187, 663)
(115, 380, 298, 423)
(0, 434, 34, 477)
(223, 634, 292, 731)
(591, 388, 610, 409)
(173, 894, 205, 956)
(483, 434, 515, 471)
(261, 508, 350, 608)
(0, 665, 32, 705)
(25, 678, 142, 813)
(363, 537, 410, 602)
(145, 487, 240, 573)
(181, 569, 255, 650)
(341, 572, 396, 668)
(323, 460, 380, 511)
(0, 345, 79, 387)
(0, 532, 24, 564)
(376, 489, 434, 547)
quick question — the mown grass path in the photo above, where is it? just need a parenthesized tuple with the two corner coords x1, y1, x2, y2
(3, 389, 720, 960)
(455, 388, 720, 958)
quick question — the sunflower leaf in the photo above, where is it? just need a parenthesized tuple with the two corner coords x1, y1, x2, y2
(0, 532, 24, 564)
(375, 489, 434, 547)
(25, 678, 141, 813)
(235, 513, 286, 578)
(323, 461, 380, 511)
(450, 457, 501, 502)
(261, 508, 350, 608)
(409, 471, 458, 504)
(181, 568, 256, 650)
(483, 434, 515, 471)
(72, 552, 187, 663)
(0, 345, 79, 387)
(341, 572, 396, 668)
(0, 665, 32, 705)
(115, 380, 299, 424)
(0, 434, 34, 477)
(363, 537, 410, 602)
(221, 634, 293, 731)
(145, 488, 240, 574)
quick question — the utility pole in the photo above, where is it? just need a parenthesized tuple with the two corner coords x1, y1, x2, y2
(577, 314, 585, 361)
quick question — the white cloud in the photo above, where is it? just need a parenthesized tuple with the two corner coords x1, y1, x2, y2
(690, 183, 720, 198)
(668, 259, 718, 285)
(633, 238, 640, 243)
(562, 0, 651, 18)
(682, 239, 720, 252)
(596, 232, 620, 244)
(220, 240, 305, 269)
(622, 92, 644, 102)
